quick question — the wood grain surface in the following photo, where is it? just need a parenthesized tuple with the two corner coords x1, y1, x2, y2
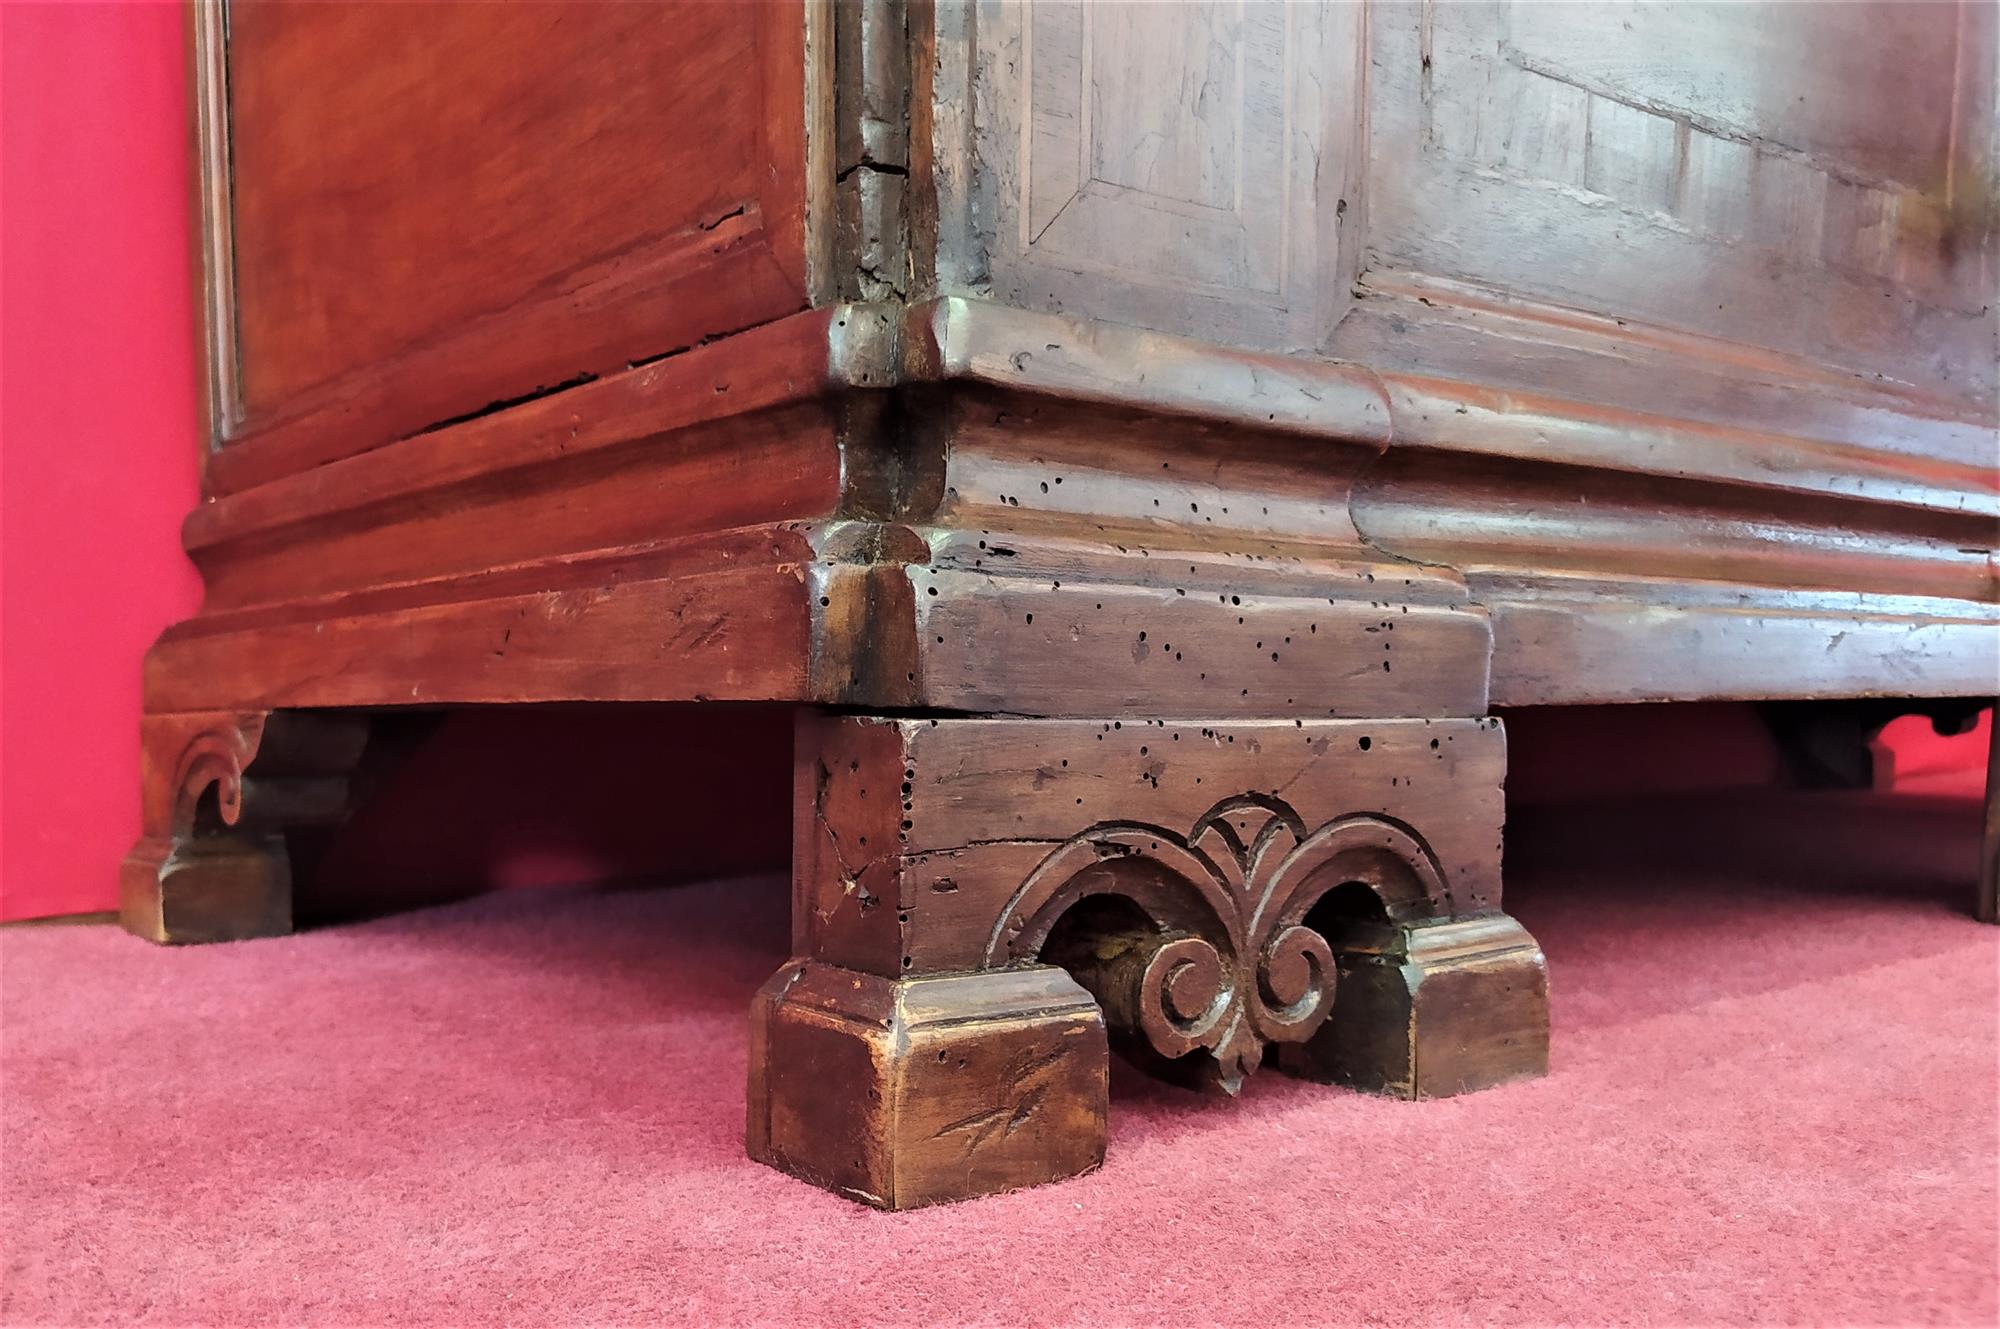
(206, 0, 810, 486)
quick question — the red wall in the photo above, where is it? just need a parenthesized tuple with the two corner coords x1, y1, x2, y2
(1, 7, 1986, 924)
(0, 4, 794, 924)
(3, 2, 204, 922)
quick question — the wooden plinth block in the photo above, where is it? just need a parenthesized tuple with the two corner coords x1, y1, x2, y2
(120, 835, 293, 945)
(761, 710, 1543, 1203)
(1279, 913, 1550, 1098)
(746, 961, 1108, 1210)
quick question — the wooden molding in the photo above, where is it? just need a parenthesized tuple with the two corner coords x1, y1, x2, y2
(903, 296, 1392, 447)
(155, 292, 1996, 713)
(926, 0, 1364, 354)
(203, 226, 809, 498)
(187, 292, 1992, 547)
(186, 0, 236, 462)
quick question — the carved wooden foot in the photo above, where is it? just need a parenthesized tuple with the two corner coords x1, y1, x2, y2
(750, 710, 1549, 1204)
(746, 962, 1108, 1209)
(1277, 913, 1549, 1097)
(121, 709, 403, 944)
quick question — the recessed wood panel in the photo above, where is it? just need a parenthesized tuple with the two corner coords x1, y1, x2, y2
(942, 0, 1361, 353)
(214, 0, 809, 482)
(1361, 0, 1998, 407)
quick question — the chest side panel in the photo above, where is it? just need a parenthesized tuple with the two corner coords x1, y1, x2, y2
(209, 0, 811, 487)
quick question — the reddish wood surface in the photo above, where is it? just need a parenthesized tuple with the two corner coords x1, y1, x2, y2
(206, 0, 810, 491)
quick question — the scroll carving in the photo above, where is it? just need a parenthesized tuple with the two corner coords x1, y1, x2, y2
(125, 708, 401, 944)
(141, 709, 376, 839)
(166, 714, 270, 835)
(987, 795, 1452, 1092)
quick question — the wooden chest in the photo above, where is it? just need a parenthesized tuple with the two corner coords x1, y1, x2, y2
(129, 0, 1998, 1206)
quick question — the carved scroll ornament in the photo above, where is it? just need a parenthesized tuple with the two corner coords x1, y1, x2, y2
(987, 795, 1454, 1092)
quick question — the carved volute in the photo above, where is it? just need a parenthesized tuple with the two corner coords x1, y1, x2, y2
(996, 797, 1453, 1093)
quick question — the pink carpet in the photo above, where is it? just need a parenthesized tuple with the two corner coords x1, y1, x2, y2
(5, 789, 1995, 1326)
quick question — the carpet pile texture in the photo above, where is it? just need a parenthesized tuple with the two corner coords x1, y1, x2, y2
(4, 789, 1995, 1326)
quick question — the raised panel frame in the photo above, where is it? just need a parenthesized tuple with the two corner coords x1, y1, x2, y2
(190, 0, 816, 498)
(1359, 0, 1999, 411)
(933, 0, 1364, 354)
